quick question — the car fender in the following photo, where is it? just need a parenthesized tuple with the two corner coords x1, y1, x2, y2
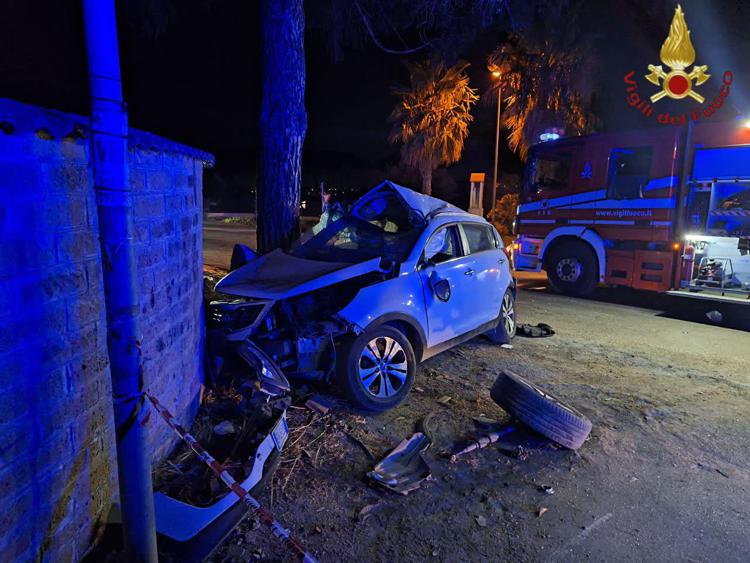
(337, 274, 428, 355)
(539, 227, 606, 281)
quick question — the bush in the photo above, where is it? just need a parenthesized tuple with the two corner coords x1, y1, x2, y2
(492, 193, 519, 243)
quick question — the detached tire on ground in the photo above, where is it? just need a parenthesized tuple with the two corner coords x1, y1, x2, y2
(490, 370, 592, 449)
(337, 325, 416, 412)
(546, 240, 599, 296)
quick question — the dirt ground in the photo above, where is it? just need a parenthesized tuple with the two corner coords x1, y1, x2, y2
(205, 275, 750, 562)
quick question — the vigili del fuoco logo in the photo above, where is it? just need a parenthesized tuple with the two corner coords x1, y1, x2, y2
(623, 4, 733, 125)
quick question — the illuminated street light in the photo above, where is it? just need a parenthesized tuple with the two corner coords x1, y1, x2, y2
(490, 70, 502, 220)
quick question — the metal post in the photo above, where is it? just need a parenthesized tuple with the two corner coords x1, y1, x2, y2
(490, 85, 502, 220)
(82, 1, 158, 561)
(675, 119, 695, 241)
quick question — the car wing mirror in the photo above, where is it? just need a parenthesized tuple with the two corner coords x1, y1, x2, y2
(230, 243, 257, 271)
(429, 272, 451, 302)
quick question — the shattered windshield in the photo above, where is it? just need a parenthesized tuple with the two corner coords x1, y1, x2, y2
(291, 192, 422, 263)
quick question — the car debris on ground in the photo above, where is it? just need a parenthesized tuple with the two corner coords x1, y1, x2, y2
(516, 323, 556, 337)
(490, 370, 592, 450)
(304, 393, 335, 415)
(147, 392, 317, 563)
(367, 432, 432, 495)
(449, 370, 592, 466)
(450, 425, 517, 461)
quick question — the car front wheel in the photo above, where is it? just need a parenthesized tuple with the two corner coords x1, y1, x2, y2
(337, 325, 416, 412)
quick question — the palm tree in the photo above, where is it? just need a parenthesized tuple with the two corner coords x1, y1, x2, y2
(487, 3, 598, 159)
(389, 60, 478, 195)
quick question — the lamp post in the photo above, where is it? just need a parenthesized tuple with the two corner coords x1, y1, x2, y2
(490, 70, 502, 221)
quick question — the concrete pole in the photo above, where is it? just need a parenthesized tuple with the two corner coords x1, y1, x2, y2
(82, 1, 158, 560)
(490, 85, 502, 221)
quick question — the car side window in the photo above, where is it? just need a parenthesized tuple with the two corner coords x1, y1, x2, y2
(423, 226, 461, 264)
(462, 224, 497, 254)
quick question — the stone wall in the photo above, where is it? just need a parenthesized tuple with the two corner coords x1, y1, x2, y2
(0, 98, 211, 561)
(130, 146, 206, 462)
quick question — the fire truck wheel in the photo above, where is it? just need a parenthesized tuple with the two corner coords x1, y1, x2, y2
(490, 370, 592, 449)
(546, 241, 598, 296)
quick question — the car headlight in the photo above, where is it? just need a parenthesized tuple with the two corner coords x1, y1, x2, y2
(208, 299, 271, 332)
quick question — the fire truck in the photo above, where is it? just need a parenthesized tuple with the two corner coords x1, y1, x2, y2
(512, 120, 750, 305)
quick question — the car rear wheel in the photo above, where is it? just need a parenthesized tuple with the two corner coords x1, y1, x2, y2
(546, 240, 599, 296)
(337, 325, 416, 412)
(487, 288, 516, 344)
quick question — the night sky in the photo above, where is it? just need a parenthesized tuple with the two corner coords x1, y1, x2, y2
(3, 0, 750, 210)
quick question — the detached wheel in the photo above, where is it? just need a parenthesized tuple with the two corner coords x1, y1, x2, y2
(546, 241, 598, 296)
(337, 325, 416, 412)
(490, 370, 592, 449)
(487, 288, 516, 344)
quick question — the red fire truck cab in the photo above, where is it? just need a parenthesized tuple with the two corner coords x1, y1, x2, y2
(513, 120, 750, 305)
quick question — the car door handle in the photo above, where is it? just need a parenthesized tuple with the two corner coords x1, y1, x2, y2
(464, 268, 475, 276)
(498, 257, 506, 264)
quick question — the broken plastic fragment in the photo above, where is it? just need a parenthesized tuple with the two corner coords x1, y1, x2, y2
(213, 420, 238, 435)
(367, 432, 431, 495)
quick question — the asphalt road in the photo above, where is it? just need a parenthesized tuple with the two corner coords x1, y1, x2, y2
(202, 223, 750, 561)
(203, 221, 256, 270)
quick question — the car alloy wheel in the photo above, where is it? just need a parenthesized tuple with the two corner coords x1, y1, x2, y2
(358, 336, 408, 399)
(502, 290, 516, 336)
(338, 325, 416, 412)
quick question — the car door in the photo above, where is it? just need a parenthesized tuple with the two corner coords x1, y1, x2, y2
(417, 224, 477, 347)
(457, 222, 507, 328)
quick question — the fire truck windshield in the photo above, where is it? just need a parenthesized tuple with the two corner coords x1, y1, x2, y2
(522, 152, 572, 201)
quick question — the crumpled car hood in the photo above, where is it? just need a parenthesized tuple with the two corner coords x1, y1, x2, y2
(215, 249, 382, 300)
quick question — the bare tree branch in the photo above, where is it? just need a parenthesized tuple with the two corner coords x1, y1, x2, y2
(354, 1, 432, 55)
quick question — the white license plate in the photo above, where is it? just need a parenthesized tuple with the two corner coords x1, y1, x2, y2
(271, 414, 289, 451)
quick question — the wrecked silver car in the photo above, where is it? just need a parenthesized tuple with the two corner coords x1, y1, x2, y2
(209, 181, 516, 412)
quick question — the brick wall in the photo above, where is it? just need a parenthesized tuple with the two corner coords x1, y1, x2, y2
(130, 148, 205, 462)
(0, 99, 210, 561)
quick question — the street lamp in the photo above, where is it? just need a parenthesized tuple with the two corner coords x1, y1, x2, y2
(490, 70, 502, 221)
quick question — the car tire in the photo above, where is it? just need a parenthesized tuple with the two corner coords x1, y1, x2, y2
(337, 325, 416, 412)
(546, 240, 599, 296)
(487, 288, 516, 344)
(490, 370, 592, 449)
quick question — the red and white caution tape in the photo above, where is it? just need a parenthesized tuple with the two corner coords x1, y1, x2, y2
(146, 393, 318, 563)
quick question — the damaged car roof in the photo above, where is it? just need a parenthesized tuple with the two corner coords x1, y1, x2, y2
(352, 181, 466, 224)
(215, 181, 471, 300)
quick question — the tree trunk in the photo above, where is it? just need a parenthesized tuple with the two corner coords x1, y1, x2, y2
(419, 162, 433, 196)
(257, 0, 307, 253)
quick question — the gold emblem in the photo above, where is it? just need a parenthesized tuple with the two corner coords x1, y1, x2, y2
(645, 5, 709, 103)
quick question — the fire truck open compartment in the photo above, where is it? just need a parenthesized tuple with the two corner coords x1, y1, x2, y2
(677, 146, 750, 300)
